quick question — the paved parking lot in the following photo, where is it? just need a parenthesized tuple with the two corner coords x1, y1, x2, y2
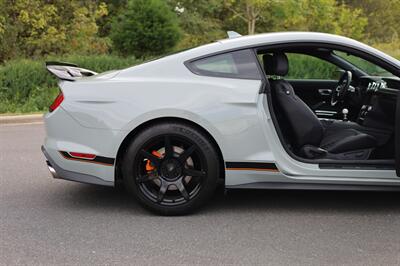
(1, 123, 400, 265)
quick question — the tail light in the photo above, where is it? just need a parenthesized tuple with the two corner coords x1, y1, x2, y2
(49, 92, 64, 112)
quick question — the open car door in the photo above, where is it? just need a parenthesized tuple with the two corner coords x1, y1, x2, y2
(396, 91, 400, 176)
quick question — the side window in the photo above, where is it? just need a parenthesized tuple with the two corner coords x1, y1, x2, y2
(286, 53, 340, 80)
(334, 50, 393, 77)
(193, 53, 238, 74)
(187, 49, 261, 80)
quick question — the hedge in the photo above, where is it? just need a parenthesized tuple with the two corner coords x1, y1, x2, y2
(0, 55, 141, 113)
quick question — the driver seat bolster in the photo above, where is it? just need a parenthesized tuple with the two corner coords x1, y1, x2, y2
(272, 79, 324, 147)
(320, 129, 377, 154)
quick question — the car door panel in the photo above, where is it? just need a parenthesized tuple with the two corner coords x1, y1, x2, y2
(289, 79, 340, 118)
(395, 91, 400, 176)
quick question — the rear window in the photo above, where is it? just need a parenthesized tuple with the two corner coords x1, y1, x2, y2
(187, 49, 261, 80)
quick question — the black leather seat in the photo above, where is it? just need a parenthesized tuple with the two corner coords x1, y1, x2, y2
(263, 53, 377, 159)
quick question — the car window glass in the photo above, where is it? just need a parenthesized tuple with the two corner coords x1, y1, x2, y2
(286, 53, 339, 80)
(334, 51, 394, 77)
(193, 53, 238, 74)
(188, 49, 262, 80)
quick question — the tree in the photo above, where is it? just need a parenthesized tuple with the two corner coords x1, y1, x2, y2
(224, 0, 270, 35)
(167, 0, 226, 49)
(0, 0, 110, 62)
(97, 0, 129, 38)
(267, 0, 367, 40)
(344, 0, 400, 43)
(110, 0, 181, 57)
(67, 2, 110, 54)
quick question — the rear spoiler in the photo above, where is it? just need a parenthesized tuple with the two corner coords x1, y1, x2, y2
(45, 61, 98, 81)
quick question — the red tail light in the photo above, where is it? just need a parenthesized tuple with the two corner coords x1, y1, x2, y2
(68, 152, 96, 160)
(49, 92, 64, 112)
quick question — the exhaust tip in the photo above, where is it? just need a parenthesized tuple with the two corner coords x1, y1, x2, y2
(46, 160, 60, 179)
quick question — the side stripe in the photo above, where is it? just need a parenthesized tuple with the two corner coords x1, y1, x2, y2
(225, 162, 279, 172)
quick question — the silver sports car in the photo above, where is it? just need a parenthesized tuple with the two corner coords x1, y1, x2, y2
(42, 32, 400, 215)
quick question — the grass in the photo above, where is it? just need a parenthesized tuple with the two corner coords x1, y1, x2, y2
(0, 111, 44, 116)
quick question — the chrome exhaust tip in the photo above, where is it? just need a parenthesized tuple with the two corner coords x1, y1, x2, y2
(46, 161, 60, 179)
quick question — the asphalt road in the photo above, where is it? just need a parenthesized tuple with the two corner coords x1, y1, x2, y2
(1, 123, 400, 265)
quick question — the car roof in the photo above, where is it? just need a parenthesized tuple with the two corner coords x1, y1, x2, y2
(118, 32, 399, 78)
(218, 31, 359, 47)
(184, 32, 398, 65)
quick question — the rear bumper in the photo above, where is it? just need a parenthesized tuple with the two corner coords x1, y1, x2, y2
(41, 146, 113, 187)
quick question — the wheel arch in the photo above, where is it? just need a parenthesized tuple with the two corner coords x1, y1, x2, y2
(114, 117, 225, 184)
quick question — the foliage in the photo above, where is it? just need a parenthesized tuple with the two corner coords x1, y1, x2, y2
(224, 0, 271, 35)
(167, 0, 226, 49)
(1, 0, 400, 113)
(373, 41, 400, 61)
(0, 55, 141, 113)
(0, 59, 57, 113)
(0, 0, 110, 62)
(97, 0, 129, 38)
(345, 0, 400, 43)
(267, 0, 367, 40)
(286, 54, 338, 80)
(110, 0, 181, 57)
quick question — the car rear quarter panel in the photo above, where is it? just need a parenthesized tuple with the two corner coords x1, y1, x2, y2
(62, 77, 265, 156)
(57, 58, 271, 183)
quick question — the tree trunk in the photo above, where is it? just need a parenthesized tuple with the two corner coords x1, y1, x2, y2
(246, 2, 257, 35)
(249, 18, 256, 35)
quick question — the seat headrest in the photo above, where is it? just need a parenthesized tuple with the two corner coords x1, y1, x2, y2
(263, 53, 289, 76)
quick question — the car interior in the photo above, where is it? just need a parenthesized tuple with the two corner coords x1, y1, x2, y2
(257, 46, 400, 163)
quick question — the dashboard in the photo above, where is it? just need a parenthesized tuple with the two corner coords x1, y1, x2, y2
(355, 76, 399, 129)
(366, 80, 387, 92)
(361, 76, 400, 96)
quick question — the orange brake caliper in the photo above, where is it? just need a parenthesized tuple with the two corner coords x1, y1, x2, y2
(145, 151, 162, 172)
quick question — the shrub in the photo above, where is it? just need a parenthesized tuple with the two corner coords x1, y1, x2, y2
(110, 0, 181, 57)
(0, 55, 142, 113)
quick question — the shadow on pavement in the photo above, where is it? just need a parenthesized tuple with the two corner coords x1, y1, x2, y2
(50, 183, 400, 215)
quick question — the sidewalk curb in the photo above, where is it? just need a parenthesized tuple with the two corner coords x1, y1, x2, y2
(0, 114, 44, 125)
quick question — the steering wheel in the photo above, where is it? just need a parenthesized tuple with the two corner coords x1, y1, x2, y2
(331, 71, 352, 106)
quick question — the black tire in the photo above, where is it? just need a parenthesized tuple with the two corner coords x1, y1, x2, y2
(122, 122, 220, 215)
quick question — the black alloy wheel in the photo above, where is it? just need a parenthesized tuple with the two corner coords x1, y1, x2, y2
(122, 122, 220, 215)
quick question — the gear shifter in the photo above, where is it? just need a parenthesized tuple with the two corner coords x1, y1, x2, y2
(342, 108, 349, 121)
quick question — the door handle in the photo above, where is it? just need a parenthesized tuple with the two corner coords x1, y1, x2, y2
(318, 89, 332, 96)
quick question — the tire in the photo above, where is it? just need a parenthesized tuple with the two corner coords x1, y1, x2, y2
(122, 122, 220, 215)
